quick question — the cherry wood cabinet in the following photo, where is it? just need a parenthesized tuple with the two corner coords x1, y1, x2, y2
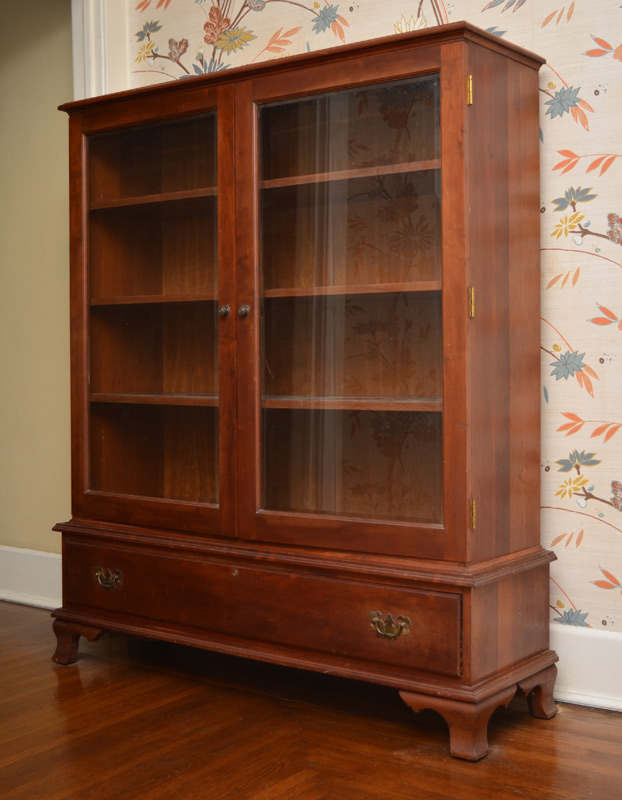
(52, 22, 557, 760)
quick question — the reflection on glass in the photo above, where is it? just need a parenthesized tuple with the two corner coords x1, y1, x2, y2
(262, 170, 441, 290)
(259, 77, 443, 524)
(263, 409, 442, 524)
(261, 75, 440, 179)
(263, 292, 442, 401)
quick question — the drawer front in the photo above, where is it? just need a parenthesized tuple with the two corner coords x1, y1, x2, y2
(63, 538, 462, 677)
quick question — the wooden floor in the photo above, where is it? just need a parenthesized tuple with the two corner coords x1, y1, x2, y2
(1, 601, 620, 799)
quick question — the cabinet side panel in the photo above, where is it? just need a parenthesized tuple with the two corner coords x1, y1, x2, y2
(469, 565, 551, 683)
(468, 47, 541, 562)
(68, 115, 89, 515)
(507, 58, 542, 555)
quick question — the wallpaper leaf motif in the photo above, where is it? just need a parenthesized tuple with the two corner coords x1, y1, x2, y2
(584, 34, 622, 61)
(542, 4, 575, 28)
(251, 26, 302, 61)
(553, 150, 620, 175)
(589, 303, 622, 328)
(557, 413, 622, 442)
(592, 565, 622, 591)
(482, 0, 528, 12)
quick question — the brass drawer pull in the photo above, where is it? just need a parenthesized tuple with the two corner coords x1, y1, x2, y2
(94, 567, 123, 591)
(370, 611, 411, 640)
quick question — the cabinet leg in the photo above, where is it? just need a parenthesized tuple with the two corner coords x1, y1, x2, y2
(399, 685, 516, 761)
(517, 664, 558, 719)
(52, 618, 106, 665)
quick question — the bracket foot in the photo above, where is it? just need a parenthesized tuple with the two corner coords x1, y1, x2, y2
(399, 685, 516, 760)
(517, 664, 558, 719)
(52, 618, 106, 665)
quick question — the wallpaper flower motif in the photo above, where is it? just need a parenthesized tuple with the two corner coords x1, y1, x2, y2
(133, 0, 353, 77)
(130, 0, 622, 635)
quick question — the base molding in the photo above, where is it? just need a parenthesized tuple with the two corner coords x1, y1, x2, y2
(550, 623, 622, 712)
(0, 546, 62, 609)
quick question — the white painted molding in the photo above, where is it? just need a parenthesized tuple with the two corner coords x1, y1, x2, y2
(0, 546, 62, 610)
(71, 0, 130, 100)
(550, 624, 622, 712)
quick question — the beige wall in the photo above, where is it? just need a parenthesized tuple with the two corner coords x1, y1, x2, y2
(0, 0, 73, 553)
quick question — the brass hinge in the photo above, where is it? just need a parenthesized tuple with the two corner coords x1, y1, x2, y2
(468, 286, 475, 318)
(470, 499, 476, 530)
(466, 74, 473, 105)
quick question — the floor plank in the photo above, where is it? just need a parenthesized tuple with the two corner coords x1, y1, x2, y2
(0, 601, 620, 799)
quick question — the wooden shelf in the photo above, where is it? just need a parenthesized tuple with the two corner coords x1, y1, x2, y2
(262, 396, 442, 412)
(263, 281, 441, 298)
(261, 159, 440, 190)
(91, 294, 216, 307)
(91, 393, 219, 407)
(90, 188, 217, 211)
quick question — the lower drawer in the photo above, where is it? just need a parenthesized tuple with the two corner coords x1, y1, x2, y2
(63, 537, 462, 677)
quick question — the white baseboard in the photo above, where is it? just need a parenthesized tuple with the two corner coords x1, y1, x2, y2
(0, 545, 62, 610)
(550, 624, 622, 711)
(1, 545, 620, 712)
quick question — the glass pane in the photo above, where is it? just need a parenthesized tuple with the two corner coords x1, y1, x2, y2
(89, 116, 216, 202)
(90, 404, 219, 503)
(262, 170, 441, 290)
(259, 77, 443, 525)
(261, 75, 440, 180)
(87, 114, 219, 504)
(89, 197, 217, 300)
(263, 292, 442, 401)
(263, 409, 442, 524)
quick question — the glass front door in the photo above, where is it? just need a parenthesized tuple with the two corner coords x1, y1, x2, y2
(258, 76, 443, 526)
(87, 114, 220, 506)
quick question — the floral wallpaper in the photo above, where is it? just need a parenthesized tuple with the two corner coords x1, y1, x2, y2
(130, 0, 622, 634)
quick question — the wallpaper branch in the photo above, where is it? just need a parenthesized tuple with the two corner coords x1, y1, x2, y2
(129, 0, 622, 635)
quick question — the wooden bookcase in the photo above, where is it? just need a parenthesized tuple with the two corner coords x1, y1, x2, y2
(52, 22, 557, 760)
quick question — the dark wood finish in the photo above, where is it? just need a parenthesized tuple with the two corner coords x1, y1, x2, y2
(467, 43, 542, 563)
(260, 159, 441, 189)
(54, 22, 552, 760)
(57, 534, 462, 677)
(517, 664, 559, 719)
(263, 280, 442, 297)
(5, 603, 620, 800)
(90, 392, 219, 406)
(400, 685, 518, 760)
(51, 617, 106, 665)
(261, 397, 442, 411)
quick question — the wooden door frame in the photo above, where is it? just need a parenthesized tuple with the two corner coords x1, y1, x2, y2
(233, 44, 470, 560)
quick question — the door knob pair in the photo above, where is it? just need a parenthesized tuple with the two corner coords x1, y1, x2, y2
(218, 304, 250, 318)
